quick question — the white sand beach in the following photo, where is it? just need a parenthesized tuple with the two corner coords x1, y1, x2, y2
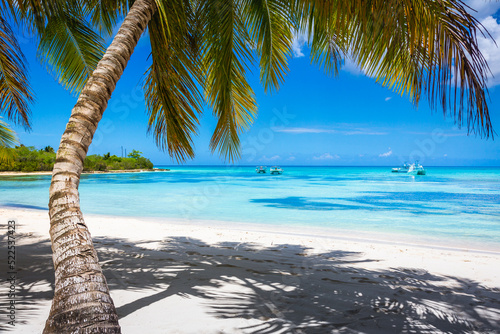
(1, 207, 499, 333)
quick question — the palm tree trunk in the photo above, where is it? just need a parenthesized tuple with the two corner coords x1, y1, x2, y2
(44, 0, 156, 332)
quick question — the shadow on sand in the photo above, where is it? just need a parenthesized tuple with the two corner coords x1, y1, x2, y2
(1, 230, 499, 333)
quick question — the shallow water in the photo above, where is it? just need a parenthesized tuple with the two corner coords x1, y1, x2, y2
(1, 166, 499, 249)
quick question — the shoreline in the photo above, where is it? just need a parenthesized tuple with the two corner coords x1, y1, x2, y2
(2, 205, 499, 254)
(1, 207, 499, 333)
(0, 168, 169, 176)
(4, 207, 500, 278)
(107, 213, 500, 255)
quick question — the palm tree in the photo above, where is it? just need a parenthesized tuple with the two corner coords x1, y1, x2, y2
(38, 0, 494, 332)
(1, 3, 110, 329)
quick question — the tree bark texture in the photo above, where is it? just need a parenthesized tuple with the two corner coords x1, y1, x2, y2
(44, 0, 156, 332)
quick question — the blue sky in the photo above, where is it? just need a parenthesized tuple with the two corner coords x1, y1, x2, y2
(9, 1, 500, 166)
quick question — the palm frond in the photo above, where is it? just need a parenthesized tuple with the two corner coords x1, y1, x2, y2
(201, 0, 258, 162)
(242, 0, 294, 92)
(0, 16, 33, 128)
(0, 116, 18, 147)
(85, 0, 129, 35)
(37, 11, 106, 94)
(0, 117, 16, 164)
(300, 0, 492, 137)
(145, 1, 204, 162)
(11, 0, 82, 33)
(298, 0, 347, 76)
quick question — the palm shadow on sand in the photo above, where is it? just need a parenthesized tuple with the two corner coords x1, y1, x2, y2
(2, 226, 499, 333)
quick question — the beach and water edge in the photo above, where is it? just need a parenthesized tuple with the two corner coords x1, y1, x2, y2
(1, 167, 499, 333)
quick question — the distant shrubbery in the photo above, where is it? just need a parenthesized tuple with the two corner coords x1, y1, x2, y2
(0, 146, 153, 172)
(0, 145, 56, 172)
(83, 150, 153, 171)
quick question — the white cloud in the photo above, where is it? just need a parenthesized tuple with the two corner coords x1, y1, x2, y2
(407, 131, 466, 137)
(379, 148, 393, 158)
(292, 33, 307, 58)
(385, 97, 392, 102)
(313, 153, 340, 160)
(342, 130, 388, 135)
(477, 16, 500, 87)
(274, 127, 335, 134)
(465, 1, 500, 20)
(461, 2, 500, 87)
(287, 156, 296, 161)
(273, 126, 387, 135)
(260, 155, 281, 162)
(444, 154, 448, 157)
(342, 58, 365, 76)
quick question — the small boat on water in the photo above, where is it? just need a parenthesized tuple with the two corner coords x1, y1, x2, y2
(256, 166, 267, 173)
(392, 161, 426, 175)
(392, 162, 411, 173)
(270, 166, 283, 175)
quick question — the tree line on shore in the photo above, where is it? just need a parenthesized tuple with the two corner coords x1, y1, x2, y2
(0, 145, 153, 172)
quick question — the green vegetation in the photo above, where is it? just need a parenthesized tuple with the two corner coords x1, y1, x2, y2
(0, 146, 153, 172)
(84, 150, 153, 171)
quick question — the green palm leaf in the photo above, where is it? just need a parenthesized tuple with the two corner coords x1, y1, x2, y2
(301, 0, 492, 137)
(145, 3, 204, 162)
(242, 0, 294, 92)
(202, 0, 258, 161)
(85, 0, 128, 35)
(0, 116, 17, 147)
(37, 11, 106, 94)
(0, 16, 33, 128)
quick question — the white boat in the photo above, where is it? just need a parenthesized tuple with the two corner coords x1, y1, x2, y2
(256, 166, 267, 173)
(392, 161, 426, 175)
(392, 162, 411, 173)
(269, 166, 283, 175)
(408, 162, 426, 175)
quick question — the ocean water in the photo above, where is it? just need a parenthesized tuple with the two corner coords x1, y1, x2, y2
(1, 166, 499, 250)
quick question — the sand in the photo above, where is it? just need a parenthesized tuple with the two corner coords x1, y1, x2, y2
(1, 207, 499, 333)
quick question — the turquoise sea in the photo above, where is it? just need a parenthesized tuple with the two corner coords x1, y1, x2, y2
(1, 166, 499, 250)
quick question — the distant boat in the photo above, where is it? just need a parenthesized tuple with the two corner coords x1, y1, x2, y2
(270, 166, 283, 175)
(392, 162, 411, 173)
(256, 166, 267, 173)
(392, 161, 426, 175)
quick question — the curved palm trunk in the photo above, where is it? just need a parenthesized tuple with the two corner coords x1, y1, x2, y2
(44, 0, 156, 332)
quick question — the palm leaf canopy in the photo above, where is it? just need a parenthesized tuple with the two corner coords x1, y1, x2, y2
(0, 15, 33, 128)
(141, 0, 493, 163)
(0, 0, 107, 127)
(2, 0, 495, 162)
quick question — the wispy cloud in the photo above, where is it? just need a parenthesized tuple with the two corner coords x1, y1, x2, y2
(292, 33, 307, 58)
(274, 127, 335, 134)
(313, 153, 340, 160)
(343, 130, 388, 135)
(385, 97, 392, 102)
(407, 131, 466, 137)
(342, 58, 365, 76)
(273, 126, 387, 136)
(287, 156, 296, 161)
(260, 155, 281, 162)
(379, 148, 393, 158)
